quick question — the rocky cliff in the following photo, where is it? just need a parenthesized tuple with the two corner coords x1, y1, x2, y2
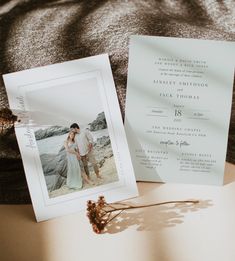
(35, 126, 69, 140)
(89, 112, 107, 131)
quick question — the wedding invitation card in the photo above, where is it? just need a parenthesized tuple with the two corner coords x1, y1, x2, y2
(125, 36, 235, 185)
(3, 54, 138, 221)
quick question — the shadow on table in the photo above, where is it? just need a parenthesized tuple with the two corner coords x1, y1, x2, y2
(0, 205, 49, 261)
(105, 199, 213, 234)
(137, 181, 163, 196)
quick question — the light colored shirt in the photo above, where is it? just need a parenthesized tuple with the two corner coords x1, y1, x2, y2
(75, 129, 94, 156)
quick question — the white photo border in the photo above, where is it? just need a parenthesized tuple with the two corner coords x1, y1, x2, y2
(4, 54, 138, 221)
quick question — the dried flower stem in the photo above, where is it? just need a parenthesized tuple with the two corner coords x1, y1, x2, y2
(104, 200, 199, 214)
(87, 196, 199, 233)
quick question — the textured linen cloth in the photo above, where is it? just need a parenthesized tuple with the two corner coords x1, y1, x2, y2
(0, 0, 234, 203)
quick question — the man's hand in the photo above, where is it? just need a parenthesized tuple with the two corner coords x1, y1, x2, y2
(88, 143, 93, 152)
(76, 153, 81, 160)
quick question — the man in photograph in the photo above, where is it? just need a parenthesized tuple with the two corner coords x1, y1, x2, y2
(70, 123, 101, 179)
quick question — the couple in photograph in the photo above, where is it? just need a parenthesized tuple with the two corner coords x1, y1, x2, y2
(64, 123, 101, 189)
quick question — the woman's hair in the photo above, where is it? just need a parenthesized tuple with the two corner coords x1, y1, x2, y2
(67, 131, 76, 142)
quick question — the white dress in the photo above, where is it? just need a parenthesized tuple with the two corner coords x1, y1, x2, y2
(66, 142, 82, 189)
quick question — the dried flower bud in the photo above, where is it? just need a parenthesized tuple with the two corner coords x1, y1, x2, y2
(0, 108, 18, 136)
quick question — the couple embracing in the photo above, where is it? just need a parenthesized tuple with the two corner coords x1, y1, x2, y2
(64, 123, 101, 189)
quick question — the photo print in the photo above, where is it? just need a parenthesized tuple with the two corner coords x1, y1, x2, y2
(4, 54, 138, 221)
(31, 78, 119, 198)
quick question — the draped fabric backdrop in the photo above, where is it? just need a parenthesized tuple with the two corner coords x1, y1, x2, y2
(0, 0, 234, 203)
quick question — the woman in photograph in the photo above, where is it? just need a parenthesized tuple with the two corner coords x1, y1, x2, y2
(64, 131, 91, 189)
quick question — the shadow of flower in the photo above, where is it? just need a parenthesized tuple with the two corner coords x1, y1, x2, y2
(105, 199, 213, 234)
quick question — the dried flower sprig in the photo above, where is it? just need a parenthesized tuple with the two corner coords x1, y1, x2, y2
(0, 108, 18, 136)
(87, 196, 199, 234)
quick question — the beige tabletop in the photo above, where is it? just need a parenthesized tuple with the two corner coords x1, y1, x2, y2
(1, 162, 235, 261)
